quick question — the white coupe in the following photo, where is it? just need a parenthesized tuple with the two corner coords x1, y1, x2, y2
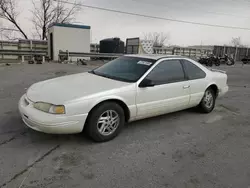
(19, 55, 228, 142)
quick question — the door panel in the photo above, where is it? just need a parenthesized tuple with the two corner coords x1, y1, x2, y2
(135, 59, 191, 120)
(181, 59, 209, 107)
(136, 81, 190, 119)
(188, 79, 208, 107)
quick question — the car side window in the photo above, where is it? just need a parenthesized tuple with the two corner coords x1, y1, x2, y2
(145, 60, 185, 85)
(182, 60, 206, 80)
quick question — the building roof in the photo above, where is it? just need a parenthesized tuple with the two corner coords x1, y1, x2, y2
(125, 54, 183, 60)
(49, 23, 91, 30)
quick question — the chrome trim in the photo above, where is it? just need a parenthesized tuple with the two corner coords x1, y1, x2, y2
(210, 68, 226, 74)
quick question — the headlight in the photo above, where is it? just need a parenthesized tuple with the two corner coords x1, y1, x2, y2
(33, 102, 65, 114)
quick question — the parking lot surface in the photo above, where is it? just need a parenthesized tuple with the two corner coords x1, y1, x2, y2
(0, 62, 250, 188)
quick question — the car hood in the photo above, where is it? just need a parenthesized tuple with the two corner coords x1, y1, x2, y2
(27, 72, 130, 104)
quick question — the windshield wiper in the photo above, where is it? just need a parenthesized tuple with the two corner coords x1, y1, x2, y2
(90, 70, 112, 79)
(90, 70, 133, 83)
(89, 70, 95, 74)
(98, 73, 114, 80)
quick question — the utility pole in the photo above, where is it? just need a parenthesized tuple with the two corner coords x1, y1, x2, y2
(200, 40, 203, 57)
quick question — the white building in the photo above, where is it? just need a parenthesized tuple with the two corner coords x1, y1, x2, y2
(48, 23, 91, 61)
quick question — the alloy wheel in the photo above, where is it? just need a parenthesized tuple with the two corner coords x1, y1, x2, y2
(97, 110, 120, 136)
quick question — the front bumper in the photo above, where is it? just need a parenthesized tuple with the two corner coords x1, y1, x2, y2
(18, 95, 88, 134)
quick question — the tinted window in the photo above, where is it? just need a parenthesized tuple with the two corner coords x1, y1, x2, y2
(182, 60, 206, 80)
(91, 56, 156, 82)
(146, 60, 185, 85)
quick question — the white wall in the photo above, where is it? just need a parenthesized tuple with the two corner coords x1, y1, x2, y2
(50, 26, 90, 61)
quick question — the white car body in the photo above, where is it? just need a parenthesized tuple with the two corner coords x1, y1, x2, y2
(19, 55, 229, 134)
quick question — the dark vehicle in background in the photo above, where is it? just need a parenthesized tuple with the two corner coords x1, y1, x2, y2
(241, 57, 250, 64)
(209, 55, 220, 66)
(198, 56, 209, 66)
(219, 54, 235, 66)
(199, 54, 235, 66)
(198, 55, 220, 67)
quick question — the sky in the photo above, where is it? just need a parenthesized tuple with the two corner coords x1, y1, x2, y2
(2, 0, 250, 46)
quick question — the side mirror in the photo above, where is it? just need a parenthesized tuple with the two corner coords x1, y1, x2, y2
(139, 78, 155, 88)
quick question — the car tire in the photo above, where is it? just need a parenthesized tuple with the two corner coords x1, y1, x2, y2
(199, 88, 216, 113)
(215, 61, 220, 66)
(85, 102, 125, 142)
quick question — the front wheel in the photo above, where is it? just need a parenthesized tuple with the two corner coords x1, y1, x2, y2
(85, 102, 125, 142)
(199, 88, 216, 113)
(215, 60, 220, 66)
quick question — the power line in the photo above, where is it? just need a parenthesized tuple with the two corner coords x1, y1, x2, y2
(130, 0, 250, 19)
(56, 0, 250, 30)
(230, 0, 250, 4)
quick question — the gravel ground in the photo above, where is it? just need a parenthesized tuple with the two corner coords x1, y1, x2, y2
(0, 62, 250, 188)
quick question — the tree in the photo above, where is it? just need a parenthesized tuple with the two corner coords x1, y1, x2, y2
(32, 0, 81, 40)
(0, 28, 20, 40)
(143, 32, 170, 47)
(231, 37, 241, 47)
(0, 0, 28, 39)
(0, 0, 81, 40)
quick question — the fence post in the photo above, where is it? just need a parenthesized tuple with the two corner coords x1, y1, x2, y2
(234, 46, 238, 62)
(30, 40, 33, 50)
(22, 55, 25, 63)
(1, 41, 3, 59)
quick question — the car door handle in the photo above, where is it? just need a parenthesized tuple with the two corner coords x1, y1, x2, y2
(183, 85, 190, 89)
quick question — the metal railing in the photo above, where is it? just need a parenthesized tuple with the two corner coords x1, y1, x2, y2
(0, 49, 47, 55)
(58, 51, 123, 62)
(0, 49, 47, 62)
(58, 51, 123, 58)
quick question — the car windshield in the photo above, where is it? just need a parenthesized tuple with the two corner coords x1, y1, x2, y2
(90, 56, 156, 82)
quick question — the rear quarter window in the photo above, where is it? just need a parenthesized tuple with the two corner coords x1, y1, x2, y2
(182, 60, 206, 80)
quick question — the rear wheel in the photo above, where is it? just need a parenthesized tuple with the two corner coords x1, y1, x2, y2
(85, 102, 125, 142)
(215, 60, 220, 66)
(199, 88, 216, 113)
(242, 60, 248, 64)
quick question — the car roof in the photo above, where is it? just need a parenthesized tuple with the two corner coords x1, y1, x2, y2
(124, 54, 183, 60)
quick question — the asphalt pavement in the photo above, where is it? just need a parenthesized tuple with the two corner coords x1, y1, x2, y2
(0, 62, 250, 188)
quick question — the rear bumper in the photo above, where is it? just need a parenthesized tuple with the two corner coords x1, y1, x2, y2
(18, 94, 88, 134)
(218, 86, 229, 97)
